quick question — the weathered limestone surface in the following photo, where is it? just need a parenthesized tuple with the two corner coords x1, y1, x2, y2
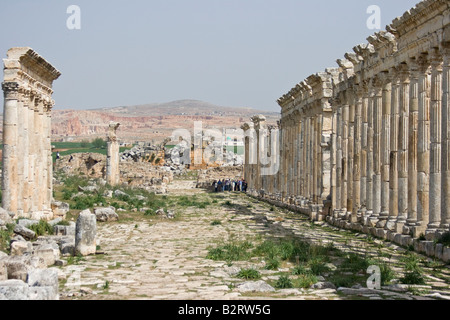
(106, 122, 120, 186)
(2, 48, 60, 220)
(75, 210, 97, 256)
(242, 0, 450, 259)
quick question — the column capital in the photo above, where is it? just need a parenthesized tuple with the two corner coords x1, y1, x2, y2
(2, 82, 20, 99)
(430, 49, 443, 71)
(398, 63, 411, 83)
(417, 53, 432, 74)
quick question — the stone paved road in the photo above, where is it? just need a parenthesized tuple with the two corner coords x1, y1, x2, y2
(58, 185, 450, 300)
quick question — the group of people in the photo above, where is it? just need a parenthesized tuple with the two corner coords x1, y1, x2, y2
(213, 179, 248, 193)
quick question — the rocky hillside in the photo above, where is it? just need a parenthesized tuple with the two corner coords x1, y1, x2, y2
(49, 100, 280, 144)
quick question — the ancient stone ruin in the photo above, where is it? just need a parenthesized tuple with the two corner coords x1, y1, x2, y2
(106, 121, 120, 186)
(243, 0, 450, 259)
(2, 47, 61, 220)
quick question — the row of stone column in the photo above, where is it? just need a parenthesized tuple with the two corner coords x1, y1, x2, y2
(2, 83, 53, 217)
(332, 48, 450, 238)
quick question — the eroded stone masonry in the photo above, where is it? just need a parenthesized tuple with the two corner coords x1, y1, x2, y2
(243, 0, 450, 258)
(2, 48, 61, 220)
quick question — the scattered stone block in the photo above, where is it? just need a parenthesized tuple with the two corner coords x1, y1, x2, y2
(10, 241, 32, 256)
(236, 281, 275, 293)
(75, 210, 97, 256)
(0, 279, 30, 300)
(26, 268, 59, 300)
(94, 207, 119, 222)
(13, 225, 36, 241)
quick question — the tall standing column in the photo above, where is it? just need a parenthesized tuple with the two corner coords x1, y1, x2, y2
(380, 77, 392, 222)
(341, 104, 349, 212)
(360, 85, 369, 216)
(397, 66, 410, 231)
(389, 71, 400, 224)
(106, 122, 121, 186)
(372, 78, 383, 220)
(348, 100, 355, 214)
(428, 51, 443, 234)
(1, 82, 19, 214)
(366, 86, 374, 219)
(416, 55, 432, 237)
(441, 47, 450, 230)
(353, 87, 363, 220)
(331, 110, 338, 211)
(406, 59, 420, 232)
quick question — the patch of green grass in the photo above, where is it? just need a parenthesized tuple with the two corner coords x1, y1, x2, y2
(308, 258, 331, 276)
(206, 241, 254, 262)
(275, 275, 293, 289)
(0, 223, 15, 253)
(293, 274, 318, 289)
(329, 273, 362, 288)
(400, 253, 426, 285)
(264, 258, 280, 270)
(103, 280, 110, 290)
(237, 268, 261, 280)
(340, 253, 371, 273)
(211, 220, 222, 226)
(28, 220, 54, 236)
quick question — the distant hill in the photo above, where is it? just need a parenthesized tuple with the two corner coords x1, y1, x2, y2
(49, 100, 280, 144)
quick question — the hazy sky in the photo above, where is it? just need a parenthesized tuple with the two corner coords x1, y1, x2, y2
(1, 0, 420, 111)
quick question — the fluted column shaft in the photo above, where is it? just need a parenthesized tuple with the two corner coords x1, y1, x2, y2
(441, 48, 450, 230)
(428, 53, 443, 232)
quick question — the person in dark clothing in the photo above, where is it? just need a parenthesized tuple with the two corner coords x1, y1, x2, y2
(218, 180, 223, 192)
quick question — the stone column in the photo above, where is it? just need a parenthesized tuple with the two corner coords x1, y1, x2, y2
(348, 100, 355, 214)
(45, 102, 53, 211)
(16, 88, 25, 216)
(366, 85, 374, 218)
(441, 47, 450, 230)
(331, 109, 338, 211)
(22, 90, 31, 214)
(428, 51, 443, 234)
(341, 104, 349, 212)
(389, 71, 400, 224)
(397, 65, 410, 232)
(106, 122, 121, 186)
(416, 55, 432, 237)
(360, 85, 369, 216)
(353, 86, 363, 220)
(372, 77, 383, 219)
(1, 82, 19, 214)
(406, 59, 420, 232)
(380, 76, 392, 222)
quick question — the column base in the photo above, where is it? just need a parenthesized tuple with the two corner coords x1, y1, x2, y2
(394, 220, 406, 234)
(384, 219, 397, 231)
(412, 224, 427, 238)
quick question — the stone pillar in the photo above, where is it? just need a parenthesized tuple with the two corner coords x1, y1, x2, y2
(360, 86, 369, 215)
(1, 82, 19, 214)
(397, 65, 410, 232)
(380, 76, 392, 222)
(389, 71, 400, 224)
(341, 104, 349, 212)
(441, 47, 450, 230)
(372, 77, 383, 219)
(331, 109, 338, 211)
(353, 86, 363, 220)
(348, 100, 355, 214)
(366, 85, 374, 218)
(428, 51, 443, 235)
(406, 59, 420, 232)
(106, 122, 121, 186)
(416, 55, 432, 237)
